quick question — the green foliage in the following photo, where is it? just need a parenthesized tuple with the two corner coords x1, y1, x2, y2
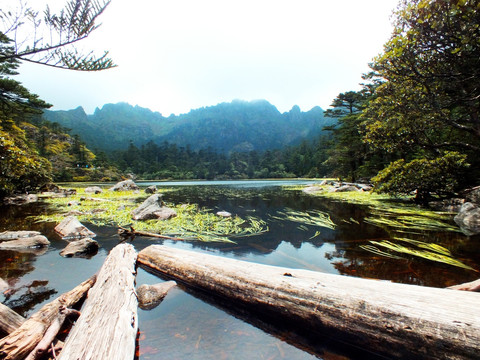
(35, 187, 268, 243)
(0, 122, 52, 197)
(372, 152, 469, 203)
(364, 0, 480, 155)
(43, 101, 334, 153)
(1, 0, 115, 71)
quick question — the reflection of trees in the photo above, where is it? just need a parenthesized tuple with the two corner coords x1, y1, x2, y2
(180, 187, 480, 288)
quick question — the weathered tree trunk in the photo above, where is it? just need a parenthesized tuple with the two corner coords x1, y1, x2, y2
(138, 245, 480, 360)
(0, 304, 24, 335)
(24, 307, 80, 360)
(58, 244, 138, 360)
(0, 276, 95, 360)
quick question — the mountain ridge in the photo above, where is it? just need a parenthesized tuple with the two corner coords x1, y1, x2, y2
(43, 100, 334, 153)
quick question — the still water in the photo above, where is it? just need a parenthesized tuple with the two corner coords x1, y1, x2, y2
(0, 180, 478, 359)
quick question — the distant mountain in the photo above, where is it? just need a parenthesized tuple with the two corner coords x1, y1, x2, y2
(43, 100, 334, 153)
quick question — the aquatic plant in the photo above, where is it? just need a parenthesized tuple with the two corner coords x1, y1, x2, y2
(270, 208, 336, 230)
(34, 187, 268, 243)
(288, 185, 459, 234)
(360, 238, 476, 271)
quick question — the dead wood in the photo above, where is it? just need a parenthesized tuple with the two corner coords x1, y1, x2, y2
(138, 245, 480, 360)
(58, 244, 138, 360)
(0, 276, 95, 360)
(24, 307, 80, 360)
(0, 304, 24, 335)
(118, 225, 184, 241)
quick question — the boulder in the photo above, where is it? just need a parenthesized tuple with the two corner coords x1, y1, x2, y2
(454, 202, 480, 236)
(110, 179, 139, 192)
(39, 183, 61, 193)
(145, 185, 157, 194)
(0, 235, 50, 249)
(84, 186, 103, 194)
(131, 194, 177, 221)
(302, 185, 323, 194)
(216, 211, 232, 218)
(4, 194, 38, 205)
(0, 231, 41, 241)
(464, 186, 480, 205)
(60, 238, 99, 258)
(429, 198, 465, 213)
(54, 216, 96, 239)
(136, 281, 177, 310)
(331, 185, 360, 193)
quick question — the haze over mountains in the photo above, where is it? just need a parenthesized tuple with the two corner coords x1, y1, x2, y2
(44, 100, 333, 153)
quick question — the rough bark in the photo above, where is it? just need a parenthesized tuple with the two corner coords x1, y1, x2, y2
(0, 304, 24, 335)
(24, 307, 80, 360)
(58, 244, 138, 360)
(138, 245, 480, 360)
(0, 276, 95, 360)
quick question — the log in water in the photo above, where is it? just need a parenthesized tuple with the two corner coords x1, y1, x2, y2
(58, 244, 138, 360)
(138, 245, 480, 360)
(0, 276, 95, 360)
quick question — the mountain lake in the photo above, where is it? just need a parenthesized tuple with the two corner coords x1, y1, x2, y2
(0, 179, 478, 359)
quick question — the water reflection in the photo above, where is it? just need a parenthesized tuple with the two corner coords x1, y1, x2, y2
(0, 181, 479, 359)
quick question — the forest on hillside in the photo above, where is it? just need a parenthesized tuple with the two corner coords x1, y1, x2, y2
(1, 0, 479, 205)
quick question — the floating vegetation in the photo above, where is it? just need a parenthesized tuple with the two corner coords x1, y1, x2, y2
(270, 208, 336, 230)
(285, 184, 459, 234)
(360, 238, 477, 271)
(34, 187, 268, 243)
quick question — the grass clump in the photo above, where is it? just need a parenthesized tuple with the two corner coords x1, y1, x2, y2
(34, 187, 268, 243)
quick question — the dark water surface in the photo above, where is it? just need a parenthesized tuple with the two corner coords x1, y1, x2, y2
(0, 180, 478, 359)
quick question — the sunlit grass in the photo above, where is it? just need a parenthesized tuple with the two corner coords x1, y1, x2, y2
(34, 187, 268, 243)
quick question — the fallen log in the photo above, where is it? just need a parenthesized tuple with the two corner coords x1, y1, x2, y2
(118, 225, 184, 241)
(0, 304, 24, 335)
(24, 307, 80, 360)
(58, 243, 138, 360)
(138, 245, 480, 360)
(0, 276, 95, 360)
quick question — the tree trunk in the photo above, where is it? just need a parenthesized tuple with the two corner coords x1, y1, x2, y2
(138, 245, 480, 360)
(0, 304, 24, 335)
(0, 276, 96, 360)
(58, 244, 138, 360)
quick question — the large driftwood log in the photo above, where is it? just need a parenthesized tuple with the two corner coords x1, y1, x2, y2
(58, 244, 138, 360)
(0, 304, 24, 335)
(138, 245, 480, 360)
(0, 276, 95, 360)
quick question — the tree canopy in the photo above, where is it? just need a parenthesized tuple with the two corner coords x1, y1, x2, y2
(357, 0, 480, 199)
(0, 0, 115, 198)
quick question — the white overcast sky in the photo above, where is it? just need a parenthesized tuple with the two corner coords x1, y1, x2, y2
(13, 0, 399, 116)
